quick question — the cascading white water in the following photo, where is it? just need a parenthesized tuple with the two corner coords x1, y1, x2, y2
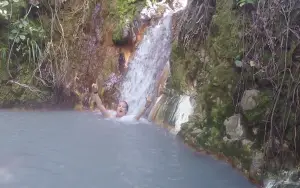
(120, 0, 190, 128)
(120, 0, 189, 115)
(120, 15, 172, 115)
(173, 95, 194, 133)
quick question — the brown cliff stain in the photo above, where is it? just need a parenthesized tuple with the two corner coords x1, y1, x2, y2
(43, 0, 120, 110)
(54, 0, 153, 110)
(120, 22, 150, 73)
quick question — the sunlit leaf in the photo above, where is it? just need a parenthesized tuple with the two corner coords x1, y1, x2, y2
(0, 1, 9, 7)
(19, 35, 26, 40)
(239, 2, 245, 7)
(22, 20, 28, 26)
(15, 37, 20, 43)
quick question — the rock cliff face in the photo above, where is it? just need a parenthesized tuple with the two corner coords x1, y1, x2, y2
(0, 0, 121, 108)
(0, 0, 150, 109)
(168, 0, 300, 185)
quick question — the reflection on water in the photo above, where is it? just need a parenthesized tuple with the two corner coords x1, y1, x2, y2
(0, 111, 255, 188)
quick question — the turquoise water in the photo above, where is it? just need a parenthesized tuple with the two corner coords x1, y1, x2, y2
(0, 111, 255, 188)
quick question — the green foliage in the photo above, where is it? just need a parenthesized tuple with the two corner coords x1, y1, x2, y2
(9, 18, 46, 64)
(0, 64, 49, 105)
(109, 0, 146, 44)
(207, 0, 242, 62)
(0, 0, 48, 105)
(169, 43, 202, 92)
(109, 0, 145, 25)
(0, 0, 25, 20)
(169, 44, 187, 91)
(196, 69, 237, 149)
(173, 0, 252, 171)
(1, 0, 45, 67)
(244, 91, 271, 123)
(112, 24, 127, 45)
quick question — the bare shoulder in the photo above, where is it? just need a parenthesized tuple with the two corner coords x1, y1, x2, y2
(107, 110, 117, 118)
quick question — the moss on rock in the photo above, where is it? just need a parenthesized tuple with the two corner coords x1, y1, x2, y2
(112, 24, 126, 45)
(207, 0, 242, 61)
(172, 0, 263, 182)
(169, 43, 204, 93)
(243, 91, 271, 124)
(0, 64, 50, 107)
(109, 0, 146, 45)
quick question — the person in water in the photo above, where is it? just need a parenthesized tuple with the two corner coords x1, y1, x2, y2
(91, 83, 152, 120)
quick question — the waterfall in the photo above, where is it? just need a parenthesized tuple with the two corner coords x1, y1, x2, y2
(120, 15, 172, 115)
(119, 0, 190, 130)
(173, 95, 194, 133)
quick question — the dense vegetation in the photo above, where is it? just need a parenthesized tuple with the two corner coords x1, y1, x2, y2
(2, 0, 299, 184)
(0, 0, 146, 107)
(0, 0, 50, 106)
(170, 0, 300, 182)
(109, 0, 146, 44)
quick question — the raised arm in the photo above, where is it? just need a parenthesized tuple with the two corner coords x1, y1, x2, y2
(91, 83, 111, 118)
(135, 96, 152, 121)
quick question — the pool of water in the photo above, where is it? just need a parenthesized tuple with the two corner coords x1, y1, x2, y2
(0, 111, 255, 188)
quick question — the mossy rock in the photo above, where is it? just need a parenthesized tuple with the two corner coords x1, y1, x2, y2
(206, 0, 243, 63)
(110, 0, 146, 45)
(243, 91, 272, 124)
(0, 64, 50, 107)
(112, 24, 130, 46)
(169, 43, 202, 92)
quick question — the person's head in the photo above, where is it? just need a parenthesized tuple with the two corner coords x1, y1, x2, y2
(116, 101, 129, 117)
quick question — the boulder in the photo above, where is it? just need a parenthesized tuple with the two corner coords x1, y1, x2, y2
(224, 114, 244, 140)
(240, 89, 260, 111)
